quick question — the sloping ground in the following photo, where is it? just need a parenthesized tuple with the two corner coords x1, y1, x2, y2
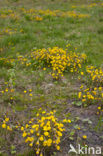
(0, 0, 103, 155)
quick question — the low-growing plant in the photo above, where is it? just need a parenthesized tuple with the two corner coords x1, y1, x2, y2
(78, 86, 103, 106)
(1, 109, 72, 156)
(86, 66, 103, 86)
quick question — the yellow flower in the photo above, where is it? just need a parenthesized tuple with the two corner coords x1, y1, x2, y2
(57, 131, 62, 137)
(43, 140, 47, 146)
(36, 113, 39, 117)
(29, 93, 32, 97)
(44, 132, 49, 136)
(81, 72, 84, 75)
(5, 88, 8, 92)
(16, 125, 18, 129)
(31, 118, 34, 121)
(55, 138, 60, 144)
(24, 90, 27, 93)
(29, 137, 34, 142)
(78, 127, 80, 130)
(25, 137, 29, 143)
(42, 111, 46, 114)
(25, 124, 29, 128)
(68, 119, 71, 123)
(56, 145, 60, 150)
(80, 85, 83, 89)
(5, 117, 9, 122)
(36, 141, 39, 145)
(43, 68, 46, 71)
(99, 87, 102, 91)
(32, 124, 36, 128)
(82, 99, 86, 102)
(10, 97, 13, 100)
(21, 127, 24, 131)
(40, 122, 44, 127)
(41, 117, 45, 121)
(83, 135, 87, 139)
(22, 131, 27, 137)
(43, 126, 48, 131)
(30, 129, 34, 134)
(2, 123, 6, 128)
(47, 139, 52, 146)
(36, 149, 40, 154)
(29, 121, 32, 124)
(10, 89, 14, 92)
(98, 107, 101, 110)
(63, 119, 67, 123)
(40, 153, 43, 156)
(78, 92, 82, 98)
(36, 133, 40, 136)
(29, 143, 33, 147)
(97, 112, 99, 115)
(39, 136, 44, 141)
(7, 126, 12, 131)
(35, 127, 39, 131)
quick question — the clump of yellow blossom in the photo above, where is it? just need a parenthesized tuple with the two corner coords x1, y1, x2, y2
(0, 45, 87, 80)
(82, 135, 87, 139)
(20, 8, 90, 20)
(78, 86, 103, 106)
(1, 110, 72, 156)
(2, 116, 12, 131)
(30, 45, 87, 79)
(18, 109, 66, 155)
(86, 66, 103, 85)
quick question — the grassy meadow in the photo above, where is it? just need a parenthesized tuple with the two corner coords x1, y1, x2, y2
(0, 0, 103, 155)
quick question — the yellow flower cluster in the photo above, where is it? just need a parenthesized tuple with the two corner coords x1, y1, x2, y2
(0, 28, 24, 36)
(35, 16, 43, 21)
(87, 3, 97, 8)
(0, 57, 15, 68)
(78, 86, 103, 105)
(30, 46, 87, 79)
(0, 9, 19, 20)
(0, 45, 86, 79)
(1, 110, 71, 156)
(23, 89, 33, 97)
(97, 106, 103, 115)
(0, 7, 89, 23)
(18, 110, 71, 155)
(78, 65, 103, 106)
(1, 81, 33, 102)
(0, 28, 15, 35)
(2, 116, 12, 131)
(21, 8, 90, 19)
(20, 110, 63, 154)
(86, 66, 103, 85)
(1, 82, 15, 101)
(72, 3, 103, 9)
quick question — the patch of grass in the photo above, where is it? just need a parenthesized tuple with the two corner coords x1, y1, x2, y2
(0, 0, 103, 155)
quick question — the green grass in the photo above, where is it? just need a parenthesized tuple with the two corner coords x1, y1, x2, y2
(0, 0, 103, 155)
